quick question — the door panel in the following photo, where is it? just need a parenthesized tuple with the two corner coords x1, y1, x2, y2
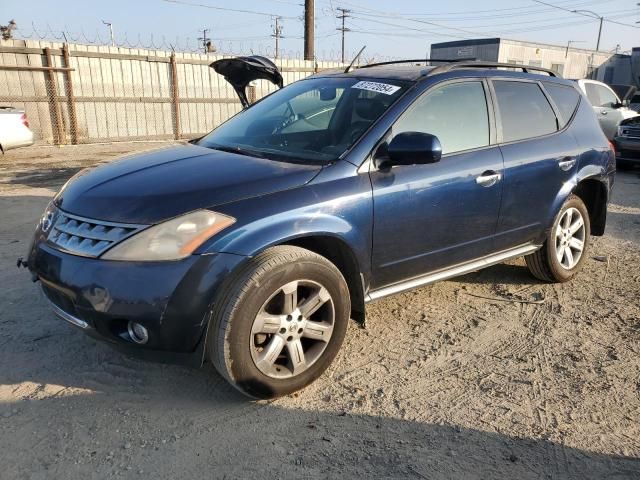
(369, 80, 502, 289)
(494, 134, 579, 250)
(491, 79, 580, 249)
(584, 82, 623, 139)
(370, 147, 503, 289)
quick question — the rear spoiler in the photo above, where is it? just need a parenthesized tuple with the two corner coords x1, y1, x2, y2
(211, 56, 284, 109)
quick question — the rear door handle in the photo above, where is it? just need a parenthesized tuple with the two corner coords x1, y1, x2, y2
(476, 170, 502, 187)
(558, 157, 577, 171)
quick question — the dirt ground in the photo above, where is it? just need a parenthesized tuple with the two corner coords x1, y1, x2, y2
(0, 142, 639, 479)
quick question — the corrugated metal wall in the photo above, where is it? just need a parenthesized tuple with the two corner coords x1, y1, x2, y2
(430, 40, 500, 62)
(498, 40, 612, 78)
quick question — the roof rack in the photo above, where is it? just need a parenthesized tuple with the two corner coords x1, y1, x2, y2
(356, 58, 474, 70)
(428, 61, 560, 78)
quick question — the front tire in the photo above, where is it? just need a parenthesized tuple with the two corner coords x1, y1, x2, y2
(525, 195, 590, 283)
(208, 246, 350, 399)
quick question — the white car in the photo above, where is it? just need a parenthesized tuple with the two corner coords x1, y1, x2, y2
(573, 79, 638, 140)
(0, 106, 34, 152)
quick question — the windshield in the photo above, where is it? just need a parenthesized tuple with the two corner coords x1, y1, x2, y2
(198, 77, 408, 163)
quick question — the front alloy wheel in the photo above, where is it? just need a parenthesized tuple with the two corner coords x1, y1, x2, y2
(250, 280, 335, 379)
(208, 246, 350, 399)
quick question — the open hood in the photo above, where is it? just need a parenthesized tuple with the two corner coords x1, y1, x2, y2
(211, 56, 284, 109)
(610, 84, 638, 103)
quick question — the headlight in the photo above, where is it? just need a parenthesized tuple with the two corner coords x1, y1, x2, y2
(102, 210, 235, 261)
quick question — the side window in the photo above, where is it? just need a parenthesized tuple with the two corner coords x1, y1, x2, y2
(595, 85, 619, 108)
(584, 83, 619, 108)
(493, 80, 557, 143)
(584, 83, 600, 106)
(543, 83, 580, 128)
(393, 82, 490, 155)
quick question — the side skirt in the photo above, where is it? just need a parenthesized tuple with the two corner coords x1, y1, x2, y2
(365, 243, 541, 302)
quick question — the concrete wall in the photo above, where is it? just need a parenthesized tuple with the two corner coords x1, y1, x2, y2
(0, 39, 342, 145)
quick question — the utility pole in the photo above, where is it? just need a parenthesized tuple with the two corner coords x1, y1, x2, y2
(565, 40, 585, 58)
(336, 8, 351, 63)
(304, 0, 314, 61)
(572, 9, 604, 51)
(102, 20, 115, 46)
(272, 17, 283, 59)
(198, 28, 210, 53)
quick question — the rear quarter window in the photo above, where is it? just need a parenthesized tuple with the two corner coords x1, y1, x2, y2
(543, 83, 580, 128)
(493, 80, 558, 143)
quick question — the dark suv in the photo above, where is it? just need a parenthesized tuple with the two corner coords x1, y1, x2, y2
(24, 58, 615, 398)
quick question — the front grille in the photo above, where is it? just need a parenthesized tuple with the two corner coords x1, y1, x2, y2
(47, 209, 146, 258)
(621, 127, 640, 139)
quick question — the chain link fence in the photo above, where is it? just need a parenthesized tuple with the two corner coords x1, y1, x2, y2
(0, 39, 344, 146)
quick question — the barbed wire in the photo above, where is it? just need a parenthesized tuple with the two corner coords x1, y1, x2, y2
(12, 23, 401, 63)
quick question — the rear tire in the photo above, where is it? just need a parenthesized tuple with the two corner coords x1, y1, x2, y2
(208, 246, 350, 399)
(525, 195, 590, 283)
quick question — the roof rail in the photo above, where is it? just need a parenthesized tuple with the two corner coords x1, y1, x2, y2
(428, 61, 560, 78)
(356, 58, 474, 70)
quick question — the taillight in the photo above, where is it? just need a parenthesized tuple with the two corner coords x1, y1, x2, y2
(21, 113, 29, 128)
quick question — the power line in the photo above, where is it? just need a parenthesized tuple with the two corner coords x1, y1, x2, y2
(530, 0, 639, 28)
(322, 0, 610, 19)
(162, 0, 297, 19)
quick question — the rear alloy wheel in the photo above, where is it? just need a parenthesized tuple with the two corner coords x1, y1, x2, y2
(208, 246, 350, 399)
(553, 207, 586, 270)
(526, 195, 591, 283)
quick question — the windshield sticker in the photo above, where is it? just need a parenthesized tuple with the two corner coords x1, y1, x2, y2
(352, 81, 401, 95)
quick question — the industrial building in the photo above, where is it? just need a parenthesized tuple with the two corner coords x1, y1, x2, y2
(431, 38, 639, 87)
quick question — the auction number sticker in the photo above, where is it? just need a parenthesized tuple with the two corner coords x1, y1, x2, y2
(352, 81, 401, 95)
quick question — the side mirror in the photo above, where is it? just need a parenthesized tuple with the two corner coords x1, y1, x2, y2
(376, 132, 442, 169)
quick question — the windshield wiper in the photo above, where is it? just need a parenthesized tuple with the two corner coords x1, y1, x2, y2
(206, 143, 267, 159)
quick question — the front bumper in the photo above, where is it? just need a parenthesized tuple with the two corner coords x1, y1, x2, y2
(28, 239, 246, 365)
(614, 136, 640, 163)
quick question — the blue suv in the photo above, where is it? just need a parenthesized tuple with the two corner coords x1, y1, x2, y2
(25, 57, 615, 398)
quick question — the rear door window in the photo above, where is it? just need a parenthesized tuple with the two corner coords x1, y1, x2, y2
(493, 80, 558, 143)
(392, 81, 490, 155)
(543, 83, 580, 128)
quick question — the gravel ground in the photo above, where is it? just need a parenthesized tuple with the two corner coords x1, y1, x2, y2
(1, 143, 639, 479)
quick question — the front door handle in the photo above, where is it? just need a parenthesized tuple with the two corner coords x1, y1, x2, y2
(558, 157, 577, 171)
(600, 110, 608, 116)
(476, 170, 502, 187)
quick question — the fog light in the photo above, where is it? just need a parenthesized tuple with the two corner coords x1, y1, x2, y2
(127, 321, 148, 344)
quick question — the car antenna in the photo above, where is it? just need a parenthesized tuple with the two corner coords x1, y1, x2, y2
(344, 46, 366, 73)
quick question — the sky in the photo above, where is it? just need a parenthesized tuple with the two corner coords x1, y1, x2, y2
(1, 0, 638, 60)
